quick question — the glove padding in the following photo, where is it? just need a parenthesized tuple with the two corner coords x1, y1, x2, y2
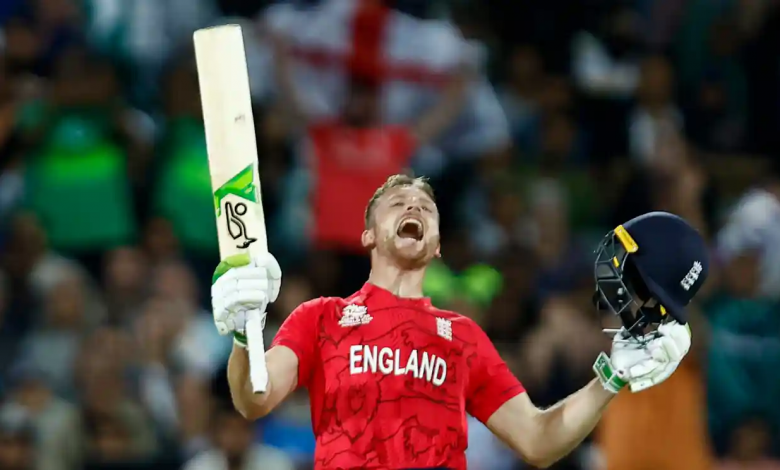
(211, 253, 282, 345)
(626, 321, 691, 392)
(594, 321, 691, 394)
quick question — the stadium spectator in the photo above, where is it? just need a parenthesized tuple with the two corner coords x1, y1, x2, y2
(20, 43, 140, 275)
(498, 44, 544, 154)
(5, 360, 82, 470)
(0, 403, 35, 470)
(717, 162, 780, 300)
(706, 243, 780, 456)
(182, 405, 295, 470)
(101, 247, 148, 326)
(152, 56, 217, 261)
(19, 270, 92, 398)
(716, 417, 780, 470)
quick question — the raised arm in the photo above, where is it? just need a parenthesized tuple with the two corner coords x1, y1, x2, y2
(412, 65, 472, 146)
(227, 344, 299, 419)
(486, 380, 612, 468)
(212, 254, 319, 420)
(267, 30, 312, 130)
(468, 320, 691, 468)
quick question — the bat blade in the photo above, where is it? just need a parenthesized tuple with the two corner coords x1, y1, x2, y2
(194, 24, 267, 256)
(194, 24, 269, 393)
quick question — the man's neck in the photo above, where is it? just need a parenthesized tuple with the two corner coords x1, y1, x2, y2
(367, 256, 427, 298)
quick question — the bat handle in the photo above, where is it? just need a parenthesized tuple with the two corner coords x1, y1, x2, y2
(245, 309, 268, 393)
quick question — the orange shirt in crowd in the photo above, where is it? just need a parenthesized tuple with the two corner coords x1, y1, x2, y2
(308, 121, 416, 253)
(597, 358, 713, 470)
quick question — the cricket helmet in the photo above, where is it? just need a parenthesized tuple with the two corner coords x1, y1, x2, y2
(593, 212, 709, 335)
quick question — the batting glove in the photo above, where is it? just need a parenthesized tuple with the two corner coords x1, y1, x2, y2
(211, 253, 282, 348)
(594, 321, 691, 394)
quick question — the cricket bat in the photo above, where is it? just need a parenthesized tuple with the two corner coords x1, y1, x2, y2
(193, 24, 269, 393)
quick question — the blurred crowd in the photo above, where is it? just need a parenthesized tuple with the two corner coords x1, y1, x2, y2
(1, 0, 780, 469)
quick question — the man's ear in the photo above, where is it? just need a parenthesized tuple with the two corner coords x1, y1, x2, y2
(435, 243, 441, 258)
(361, 229, 376, 250)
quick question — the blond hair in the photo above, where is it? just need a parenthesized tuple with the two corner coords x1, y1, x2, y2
(364, 174, 435, 227)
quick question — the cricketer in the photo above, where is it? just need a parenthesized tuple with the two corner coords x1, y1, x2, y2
(211, 174, 708, 469)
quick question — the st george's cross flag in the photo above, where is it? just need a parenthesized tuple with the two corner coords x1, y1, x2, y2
(244, 0, 509, 159)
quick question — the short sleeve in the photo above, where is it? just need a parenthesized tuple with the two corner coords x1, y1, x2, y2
(271, 298, 325, 389)
(465, 321, 525, 424)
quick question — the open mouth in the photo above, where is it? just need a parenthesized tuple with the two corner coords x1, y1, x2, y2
(397, 218, 424, 241)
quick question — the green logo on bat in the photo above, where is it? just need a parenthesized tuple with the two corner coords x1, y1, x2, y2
(213, 164, 258, 215)
(213, 164, 258, 249)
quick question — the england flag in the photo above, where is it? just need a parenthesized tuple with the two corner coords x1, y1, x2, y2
(242, 0, 509, 159)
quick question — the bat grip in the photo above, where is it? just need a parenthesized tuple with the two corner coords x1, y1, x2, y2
(245, 309, 268, 393)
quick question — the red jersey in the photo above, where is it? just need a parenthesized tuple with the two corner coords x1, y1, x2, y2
(308, 122, 416, 253)
(271, 283, 525, 469)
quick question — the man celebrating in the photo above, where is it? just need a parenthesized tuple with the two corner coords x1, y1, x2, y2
(212, 175, 708, 469)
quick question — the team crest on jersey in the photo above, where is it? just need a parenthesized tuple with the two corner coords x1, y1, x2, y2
(436, 317, 452, 341)
(339, 304, 372, 327)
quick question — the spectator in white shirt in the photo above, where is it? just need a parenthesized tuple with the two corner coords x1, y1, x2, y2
(717, 164, 780, 299)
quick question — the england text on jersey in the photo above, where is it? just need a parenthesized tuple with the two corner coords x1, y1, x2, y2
(349, 345, 448, 386)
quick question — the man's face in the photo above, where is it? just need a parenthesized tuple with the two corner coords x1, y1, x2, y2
(363, 186, 440, 267)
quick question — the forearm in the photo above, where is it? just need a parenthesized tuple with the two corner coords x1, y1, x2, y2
(413, 70, 470, 144)
(227, 344, 298, 420)
(530, 379, 614, 467)
(272, 44, 309, 126)
(227, 345, 274, 419)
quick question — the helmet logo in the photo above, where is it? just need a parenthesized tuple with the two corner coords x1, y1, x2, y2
(680, 261, 703, 291)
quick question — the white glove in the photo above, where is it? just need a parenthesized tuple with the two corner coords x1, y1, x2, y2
(211, 253, 282, 347)
(594, 321, 691, 393)
(626, 321, 691, 392)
